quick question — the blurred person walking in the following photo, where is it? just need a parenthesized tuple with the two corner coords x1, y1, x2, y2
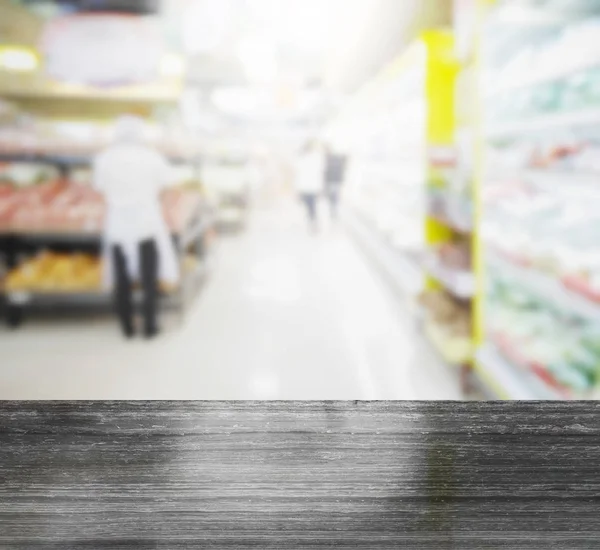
(93, 115, 179, 339)
(295, 140, 325, 231)
(324, 145, 348, 220)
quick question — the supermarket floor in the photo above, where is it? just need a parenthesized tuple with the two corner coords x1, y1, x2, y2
(0, 198, 462, 400)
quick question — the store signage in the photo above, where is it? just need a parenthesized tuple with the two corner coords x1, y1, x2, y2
(40, 14, 163, 86)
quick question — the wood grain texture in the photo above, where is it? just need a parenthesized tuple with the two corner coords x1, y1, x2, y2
(0, 401, 599, 549)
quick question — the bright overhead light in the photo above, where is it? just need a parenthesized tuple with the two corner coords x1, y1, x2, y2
(182, 0, 233, 53)
(250, 0, 341, 54)
(238, 38, 278, 83)
(0, 47, 38, 72)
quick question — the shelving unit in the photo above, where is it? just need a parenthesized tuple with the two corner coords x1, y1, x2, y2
(0, 205, 214, 327)
(487, 109, 600, 139)
(0, 152, 195, 167)
(473, 0, 600, 399)
(343, 207, 423, 297)
(0, 59, 213, 328)
(330, 30, 480, 387)
(487, 253, 600, 323)
(328, 2, 600, 399)
(475, 345, 568, 400)
(424, 253, 475, 300)
(328, 36, 432, 302)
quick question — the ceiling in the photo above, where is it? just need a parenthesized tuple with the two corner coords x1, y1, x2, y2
(18, 0, 160, 14)
(179, 0, 452, 94)
(10, 0, 451, 94)
(2, 0, 451, 135)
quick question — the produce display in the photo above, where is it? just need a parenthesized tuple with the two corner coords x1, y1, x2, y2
(5, 252, 102, 292)
(4, 251, 201, 294)
(0, 177, 203, 234)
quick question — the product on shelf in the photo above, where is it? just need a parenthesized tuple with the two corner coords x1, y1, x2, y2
(436, 239, 471, 272)
(483, 173, 600, 307)
(487, 125, 600, 174)
(487, 16, 600, 132)
(5, 252, 102, 293)
(419, 289, 472, 364)
(419, 289, 471, 338)
(485, 271, 600, 396)
(0, 119, 198, 161)
(5, 250, 202, 295)
(428, 186, 473, 233)
(426, 238, 474, 300)
(0, 178, 203, 234)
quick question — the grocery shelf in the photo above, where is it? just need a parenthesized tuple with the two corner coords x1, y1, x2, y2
(429, 211, 472, 234)
(519, 170, 600, 187)
(343, 207, 423, 297)
(423, 320, 472, 365)
(475, 3, 600, 401)
(475, 344, 566, 400)
(492, 59, 600, 97)
(7, 230, 100, 244)
(2, 211, 212, 249)
(4, 260, 209, 311)
(487, 253, 600, 322)
(0, 207, 214, 327)
(487, 109, 600, 140)
(0, 152, 195, 166)
(487, 170, 600, 188)
(6, 290, 109, 306)
(6, 288, 179, 310)
(424, 254, 474, 300)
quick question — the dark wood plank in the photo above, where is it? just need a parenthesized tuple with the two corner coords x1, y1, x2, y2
(0, 401, 599, 548)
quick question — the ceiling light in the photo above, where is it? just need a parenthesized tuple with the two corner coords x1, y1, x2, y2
(238, 38, 278, 83)
(182, 0, 232, 53)
(0, 47, 39, 72)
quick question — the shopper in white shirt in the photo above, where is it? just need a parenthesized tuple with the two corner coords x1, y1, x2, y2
(93, 115, 179, 338)
(295, 140, 325, 230)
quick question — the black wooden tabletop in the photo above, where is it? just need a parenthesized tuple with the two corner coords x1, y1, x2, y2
(0, 401, 599, 549)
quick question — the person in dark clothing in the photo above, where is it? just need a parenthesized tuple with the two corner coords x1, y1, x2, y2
(324, 147, 348, 219)
(295, 140, 325, 231)
(112, 239, 159, 338)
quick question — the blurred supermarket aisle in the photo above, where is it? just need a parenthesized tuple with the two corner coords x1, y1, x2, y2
(0, 196, 461, 400)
